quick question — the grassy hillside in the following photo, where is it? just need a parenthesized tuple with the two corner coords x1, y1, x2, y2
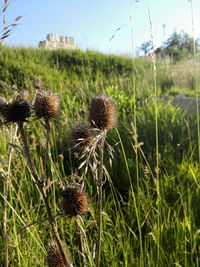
(0, 46, 200, 266)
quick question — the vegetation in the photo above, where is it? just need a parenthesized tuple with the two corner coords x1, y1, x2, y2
(0, 45, 200, 266)
(139, 30, 200, 62)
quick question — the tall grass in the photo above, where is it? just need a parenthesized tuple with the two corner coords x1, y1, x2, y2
(0, 45, 200, 266)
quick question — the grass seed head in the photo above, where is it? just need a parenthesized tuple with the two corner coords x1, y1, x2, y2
(0, 96, 31, 123)
(33, 91, 59, 119)
(61, 187, 89, 218)
(71, 125, 93, 148)
(46, 240, 66, 267)
(89, 96, 116, 130)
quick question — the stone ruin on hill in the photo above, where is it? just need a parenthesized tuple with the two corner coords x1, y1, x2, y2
(38, 34, 80, 50)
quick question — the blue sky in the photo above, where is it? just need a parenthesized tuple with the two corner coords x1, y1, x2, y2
(2, 0, 200, 54)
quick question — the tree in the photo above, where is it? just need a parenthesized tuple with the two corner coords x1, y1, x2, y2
(155, 30, 199, 61)
(139, 40, 153, 56)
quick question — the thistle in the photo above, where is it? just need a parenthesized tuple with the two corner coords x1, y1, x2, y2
(61, 187, 89, 218)
(0, 95, 31, 124)
(88, 95, 116, 267)
(20, 89, 30, 101)
(46, 240, 69, 267)
(71, 125, 93, 148)
(88, 96, 116, 130)
(34, 77, 43, 90)
(33, 91, 59, 119)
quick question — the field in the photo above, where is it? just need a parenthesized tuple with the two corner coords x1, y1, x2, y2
(0, 46, 200, 266)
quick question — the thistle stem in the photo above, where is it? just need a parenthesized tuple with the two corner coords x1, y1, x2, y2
(75, 216, 86, 267)
(44, 118, 50, 179)
(18, 122, 71, 267)
(96, 134, 105, 267)
(3, 125, 18, 267)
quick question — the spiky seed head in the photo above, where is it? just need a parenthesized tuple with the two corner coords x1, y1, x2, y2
(71, 125, 93, 148)
(88, 96, 116, 130)
(61, 187, 89, 218)
(34, 77, 42, 89)
(20, 89, 30, 101)
(0, 96, 31, 123)
(46, 240, 66, 267)
(33, 91, 59, 119)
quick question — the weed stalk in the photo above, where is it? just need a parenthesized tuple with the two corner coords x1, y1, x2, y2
(18, 121, 71, 267)
(3, 125, 18, 267)
(96, 133, 106, 267)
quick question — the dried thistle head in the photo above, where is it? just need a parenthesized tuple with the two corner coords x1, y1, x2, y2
(88, 96, 116, 130)
(46, 240, 68, 267)
(0, 95, 31, 123)
(33, 91, 59, 119)
(20, 89, 30, 101)
(71, 125, 93, 148)
(61, 187, 89, 218)
(34, 77, 43, 89)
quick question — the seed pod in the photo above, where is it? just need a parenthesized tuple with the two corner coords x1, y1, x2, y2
(20, 89, 30, 101)
(46, 240, 67, 267)
(71, 125, 93, 148)
(33, 91, 59, 119)
(0, 96, 31, 123)
(61, 187, 89, 218)
(88, 96, 116, 130)
(34, 77, 43, 89)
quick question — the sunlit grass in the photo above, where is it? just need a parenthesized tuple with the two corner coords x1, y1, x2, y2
(0, 46, 199, 266)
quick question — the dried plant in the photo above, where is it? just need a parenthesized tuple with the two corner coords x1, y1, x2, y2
(0, 95, 31, 124)
(71, 125, 94, 149)
(34, 77, 43, 90)
(72, 95, 116, 267)
(89, 96, 116, 130)
(46, 240, 71, 267)
(61, 186, 89, 218)
(33, 91, 59, 119)
(88, 96, 116, 267)
(0, 0, 23, 44)
(0, 92, 72, 266)
(33, 89, 59, 179)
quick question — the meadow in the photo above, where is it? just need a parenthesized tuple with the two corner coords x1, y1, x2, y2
(0, 46, 200, 266)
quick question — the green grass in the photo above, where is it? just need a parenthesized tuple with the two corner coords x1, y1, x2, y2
(0, 46, 200, 266)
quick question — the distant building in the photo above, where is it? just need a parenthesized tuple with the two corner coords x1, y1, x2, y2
(38, 34, 80, 50)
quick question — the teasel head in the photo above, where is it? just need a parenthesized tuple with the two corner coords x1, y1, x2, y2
(61, 186, 89, 218)
(71, 125, 93, 149)
(0, 95, 31, 124)
(46, 240, 69, 267)
(88, 96, 116, 130)
(33, 91, 59, 119)
(34, 77, 43, 90)
(20, 89, 30, 101)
